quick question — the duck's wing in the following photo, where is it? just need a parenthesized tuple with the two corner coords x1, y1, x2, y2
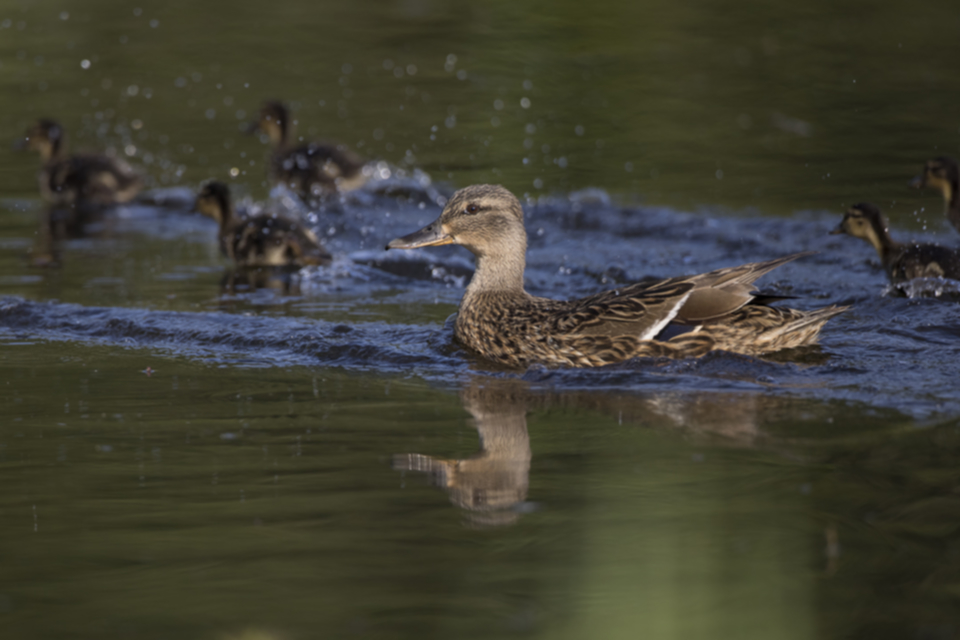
(235, 215, 331, 266)
(652, 252, 813, 324)
(554, 279, 696, 340)
(66, 155, 142, 204)
(900, 244, 960, 280)
(556, 253, 813, 339)
(286, 227, 332, 266)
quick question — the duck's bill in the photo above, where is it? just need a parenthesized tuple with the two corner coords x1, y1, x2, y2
(386, 222, 453, 250)
(13, 137, 29, 151)
(909, 174, 924, 189)
(244, 121, 262, 135)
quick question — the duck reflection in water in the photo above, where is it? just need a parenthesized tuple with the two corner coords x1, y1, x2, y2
(394, 375, 795, 526)
(218, 266, 308, 297)
(394, 378, 532, 528)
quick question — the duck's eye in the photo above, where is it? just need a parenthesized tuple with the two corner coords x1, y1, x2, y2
(465, 203, 480, 215)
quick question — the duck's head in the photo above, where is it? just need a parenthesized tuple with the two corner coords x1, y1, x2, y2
(910, 156, 959, 202)
(18, 118, 64, 161)
(194, 180, 234, 225)
(247, 100, 289, 146)
(831, 202, 891, 252)
(386, 185, 526, 258)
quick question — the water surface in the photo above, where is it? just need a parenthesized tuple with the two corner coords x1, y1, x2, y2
(1, 1, 960, 639)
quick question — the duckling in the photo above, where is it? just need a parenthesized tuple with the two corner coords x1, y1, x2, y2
(18, 118, 142, 208)
(248, 100, 365, 198)
(386, 184, 847, 368)
(910, 156, 960, 234)
(830, 202, 960, 283)
(194, 181, 331, 268)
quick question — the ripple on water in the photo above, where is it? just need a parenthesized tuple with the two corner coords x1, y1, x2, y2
(1, 181, 959, 419)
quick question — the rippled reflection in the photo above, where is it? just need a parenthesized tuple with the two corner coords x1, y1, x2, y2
(395, 377, 532, 527)
(219, 266, 307, 297)
(394, 377, 782, 527)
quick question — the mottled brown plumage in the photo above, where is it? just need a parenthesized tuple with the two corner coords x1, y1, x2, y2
(387, 184, 846, 368)
(831, 202, 960, 283)
(910, 156, 960, 235)
(248, 100, 365, 198)
(19, 118, 142, 208)
(194, 181, 331, 268)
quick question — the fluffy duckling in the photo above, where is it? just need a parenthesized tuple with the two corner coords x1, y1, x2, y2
(248, 100, 365, 198)
(386, 184, 846, 368)
(18, 118, 142, 208)
(831, 202, 960, 283)
(910, 156, 960, 234)
(194, 181, 331, 268)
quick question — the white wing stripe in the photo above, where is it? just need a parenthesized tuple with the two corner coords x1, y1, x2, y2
(639, 291, 692, 341)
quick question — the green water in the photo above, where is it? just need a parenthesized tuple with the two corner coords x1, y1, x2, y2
(2, 1, 960, 639)
(3, 0, 960, 223)
(3, 343, 958, 639)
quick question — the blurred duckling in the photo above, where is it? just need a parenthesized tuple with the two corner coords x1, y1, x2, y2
(248, 100, 365, 198)
(831, 202, 960, 283)
(910, 156, 960, 234)
(194, 181, 331, 268)
(18, 118, 142, 208)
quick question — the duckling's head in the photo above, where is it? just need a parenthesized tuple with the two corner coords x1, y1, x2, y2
(19, 118, 64, 161)
(910, 156, 959, 202)
(194, 180, 234, 225)
(831, 202, 891, 253)
(247, 100, 289, 147)
(386, 184, 526, 258)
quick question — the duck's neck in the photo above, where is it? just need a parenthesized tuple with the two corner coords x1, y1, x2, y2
(267, 115, 290, 149)
(213, 196, 237, 233)
(863, 219, 901, 267)
(943, 179, 960, 231)
(39, 139, 62, 163)
(462, 236, 528, 303)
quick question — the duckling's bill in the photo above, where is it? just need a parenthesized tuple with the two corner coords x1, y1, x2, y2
(829, 221, 846, 235)
(386, 221, 454, 250)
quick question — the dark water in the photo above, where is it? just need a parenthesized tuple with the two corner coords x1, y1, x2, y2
(2, 1, 960, 639)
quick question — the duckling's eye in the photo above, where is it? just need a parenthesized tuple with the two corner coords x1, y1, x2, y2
(465, 203, 480, 215)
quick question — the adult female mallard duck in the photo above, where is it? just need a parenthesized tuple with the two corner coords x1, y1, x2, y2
(194, 181, 331, 268)
(18, 118, 142, 208)
(830, 202, 960, 283)
(386, 184, 847, 368)
(248, 100, 365, 198)
(910, 156, 960, 234)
